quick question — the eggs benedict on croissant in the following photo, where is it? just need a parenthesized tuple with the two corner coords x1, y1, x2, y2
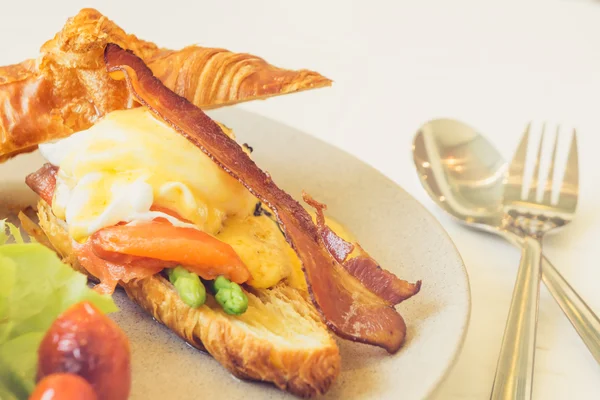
(33, 107, 311, 295)
(22, 43, 421, 397)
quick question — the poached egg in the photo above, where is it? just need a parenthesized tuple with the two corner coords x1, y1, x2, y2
(38, 107, 355, 290)
(39, 107, 256, 241)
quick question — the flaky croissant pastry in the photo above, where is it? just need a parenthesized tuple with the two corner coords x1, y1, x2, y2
(33, 200, 341, 398)
(0, 8, 331, 162)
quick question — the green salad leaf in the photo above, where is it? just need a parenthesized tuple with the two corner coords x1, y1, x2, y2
(0, 219, 117, 399)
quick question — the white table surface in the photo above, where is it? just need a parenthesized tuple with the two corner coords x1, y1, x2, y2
(2, 0, 600, 398)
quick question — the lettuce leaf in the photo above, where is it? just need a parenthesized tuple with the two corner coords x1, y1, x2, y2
(0, 220, 117, 399)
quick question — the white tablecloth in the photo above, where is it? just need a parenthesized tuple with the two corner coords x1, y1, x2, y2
(2, 0, 599, 398)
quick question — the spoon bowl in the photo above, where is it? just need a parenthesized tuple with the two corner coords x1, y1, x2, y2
(412, 118, 505, 232)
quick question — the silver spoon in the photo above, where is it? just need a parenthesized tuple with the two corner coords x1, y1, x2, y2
(412, 118, 600, 364)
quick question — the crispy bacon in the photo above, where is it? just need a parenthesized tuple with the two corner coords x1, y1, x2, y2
(25, 163, 58, 205)
(104, 43, 420, 353)
(302, 193, 355, 263)
(303, 193, 421, 305)
(343, 252, 422, 305)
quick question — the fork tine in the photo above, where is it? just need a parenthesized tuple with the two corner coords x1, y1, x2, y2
(557, 129, 579, 209)
(527, 123, 545, 201)
(508, 123, 531, 195)
(542, 125, 559, 205)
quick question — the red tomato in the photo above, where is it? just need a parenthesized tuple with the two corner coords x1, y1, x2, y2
(37, 302, 131, 400)
(29, 373, 97, 400)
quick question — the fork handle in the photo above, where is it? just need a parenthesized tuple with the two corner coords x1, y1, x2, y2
(491, 236, 542, 400)
(498, 229, 600, 364)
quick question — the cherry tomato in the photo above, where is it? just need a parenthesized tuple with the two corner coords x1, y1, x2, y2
(37, 302, 131, 400)
(29, 373, 97, 400)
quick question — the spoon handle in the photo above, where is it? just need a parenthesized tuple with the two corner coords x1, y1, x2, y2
(498, 229, 600, 364)
(540, 254, 600, 363)
(490, 236, 542, 400)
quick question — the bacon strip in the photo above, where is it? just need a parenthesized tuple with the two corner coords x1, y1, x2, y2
(104, 43, 420, 353)
(303, 193, 355, 264)
(303, 193, 421, 305)
(25, 163, 58, 205)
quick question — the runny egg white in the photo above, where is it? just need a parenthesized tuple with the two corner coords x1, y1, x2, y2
(38, 107, 356, 290)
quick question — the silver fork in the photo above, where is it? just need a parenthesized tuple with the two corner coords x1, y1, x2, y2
(490, 123, 579, 400)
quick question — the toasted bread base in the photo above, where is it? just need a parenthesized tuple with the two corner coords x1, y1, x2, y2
(36, 200, 340, 397)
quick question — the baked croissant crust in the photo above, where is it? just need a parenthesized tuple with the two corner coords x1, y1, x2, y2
(0, 8, 331, 162)
(35, 200, 341, 398)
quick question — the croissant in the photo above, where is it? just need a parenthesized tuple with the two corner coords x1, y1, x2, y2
(0, 8, 331, 162)
(33, 199, 341, 398)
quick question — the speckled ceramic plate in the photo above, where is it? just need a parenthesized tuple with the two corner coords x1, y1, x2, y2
(0, 108, 470, 400)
